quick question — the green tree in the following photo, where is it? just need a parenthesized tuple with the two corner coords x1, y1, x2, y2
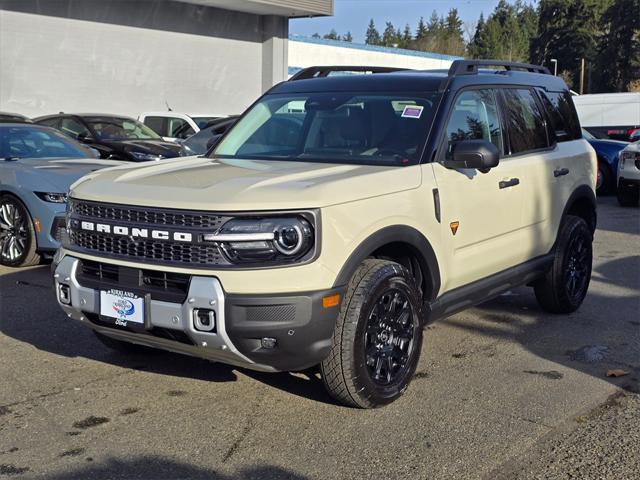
(594, 0, 640, 91)
(365, 19, 381, 45)
(311, 32, 321, 39)
(416, 17, 428, 40)
(400, 23, 413, 48)
(323, 29, 340, 41)
(343, 31, 353, 42)
(382, 21, 398, 47)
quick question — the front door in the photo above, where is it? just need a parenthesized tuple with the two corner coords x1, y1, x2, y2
(432, 88, 527, 293)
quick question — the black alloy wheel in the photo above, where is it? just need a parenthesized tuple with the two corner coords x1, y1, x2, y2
(364, 288, 417, 386)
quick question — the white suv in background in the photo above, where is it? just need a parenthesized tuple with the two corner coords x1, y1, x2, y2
(617, 142, 640, 206)
(139, 112, 226, 142)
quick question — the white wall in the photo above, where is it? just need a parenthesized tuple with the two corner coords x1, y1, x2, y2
(0, 6, 287, 118)
(289, 38, 457, 72)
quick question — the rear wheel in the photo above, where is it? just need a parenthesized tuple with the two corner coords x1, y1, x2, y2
(320, 259, 423, 408)
(0, 194, 41, 267)
(534, 216, 592, 313)
(617, 184, 639, 207)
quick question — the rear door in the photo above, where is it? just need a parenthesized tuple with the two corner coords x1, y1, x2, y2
(431, 88, 528, 292)
(496, 87, 557, 258)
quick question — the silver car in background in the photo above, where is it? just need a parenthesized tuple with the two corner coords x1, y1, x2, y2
(0, 123, 124, 267)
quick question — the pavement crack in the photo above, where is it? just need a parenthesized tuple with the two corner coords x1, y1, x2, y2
(221, 394, 263, 463)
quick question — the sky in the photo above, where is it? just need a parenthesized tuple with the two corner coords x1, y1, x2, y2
(290, 0, 538, 44)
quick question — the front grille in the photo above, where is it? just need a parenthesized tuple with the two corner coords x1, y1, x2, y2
(81, 259, 118, 282)
(67, 199, 231, 267)
(70, 230, 224, 266)
(70, 199, 229, 229)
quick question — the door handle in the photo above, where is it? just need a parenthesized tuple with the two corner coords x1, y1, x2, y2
(554, 167, 570, 177)
(499, 178, 520, 189)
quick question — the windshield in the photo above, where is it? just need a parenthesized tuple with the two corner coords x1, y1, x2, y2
(86, 117, 161, 141)
(213, 92, 439, 166)
(0, 125, 92, 160)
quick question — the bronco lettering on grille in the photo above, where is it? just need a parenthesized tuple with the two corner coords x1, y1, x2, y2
(78, 221, 193, 242)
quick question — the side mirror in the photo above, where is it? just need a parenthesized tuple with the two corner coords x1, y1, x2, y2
(443, 139, 500, 171)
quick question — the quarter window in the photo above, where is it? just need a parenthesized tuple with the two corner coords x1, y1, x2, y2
(538, 90, 581, 142)
(444, 89, 503, 159)
(500, 89, 549, 154)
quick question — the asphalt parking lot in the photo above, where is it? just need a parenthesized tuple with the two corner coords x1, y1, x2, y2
(1, 197, 638, 480)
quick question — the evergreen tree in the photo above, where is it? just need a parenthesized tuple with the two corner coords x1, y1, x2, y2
(343, 31, 353, 43)
(401, 24, 413, 48)
(594, 0, 640, 91)
(311, 32, 321, 39)
(323, 29, 340, 41)
(382, 21, 398, 47)
(416, 17, 428, 40)
(365, 19, 381, 45)
(468, 13, 485, 58)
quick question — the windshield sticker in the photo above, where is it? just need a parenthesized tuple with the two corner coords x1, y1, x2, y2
(401, 105, 424, 119)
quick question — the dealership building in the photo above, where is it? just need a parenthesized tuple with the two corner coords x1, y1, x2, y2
(0, 0, 457, 119)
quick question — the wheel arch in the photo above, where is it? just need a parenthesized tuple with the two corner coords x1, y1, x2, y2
(332, 225, 441, 302)
(562, 185, 597, 235)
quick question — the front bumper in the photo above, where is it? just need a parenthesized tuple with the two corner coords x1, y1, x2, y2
(53, 256, 343, 372)
(618, 177, 640, 187)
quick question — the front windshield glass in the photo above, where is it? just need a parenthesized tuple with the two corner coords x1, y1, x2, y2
(213, 92, 439, 166)
(87, 117, 161, 141)
(0, 125, 92, 159)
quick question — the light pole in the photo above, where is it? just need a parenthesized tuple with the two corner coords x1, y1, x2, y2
(550, 58, 558, 76)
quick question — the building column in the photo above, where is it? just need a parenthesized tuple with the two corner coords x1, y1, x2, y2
(261, 15, 288, 92)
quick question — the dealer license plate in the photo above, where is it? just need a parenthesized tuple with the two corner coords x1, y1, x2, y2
(99, 289, 145, 327)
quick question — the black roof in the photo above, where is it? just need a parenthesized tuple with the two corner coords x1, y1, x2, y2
(274, 60, 568, 95)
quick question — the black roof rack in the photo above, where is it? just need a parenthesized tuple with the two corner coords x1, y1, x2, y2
(448, 59, 551, 76)
(289, 65, 408, 81)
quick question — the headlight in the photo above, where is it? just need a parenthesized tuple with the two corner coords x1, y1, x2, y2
(130, 151, 165, 161)
(34, 192, 68, 203)
(204, 216, 315, 265)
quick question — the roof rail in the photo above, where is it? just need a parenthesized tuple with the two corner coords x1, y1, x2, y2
(289, 65, 408, 81)
(448, 59, 551, 76)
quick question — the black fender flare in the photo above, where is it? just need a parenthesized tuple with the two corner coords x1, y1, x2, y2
(561, 184, 597, 234)
(332, 225, 441, 301)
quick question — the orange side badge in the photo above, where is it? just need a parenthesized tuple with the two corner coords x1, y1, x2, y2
(450, 221, 459, 235)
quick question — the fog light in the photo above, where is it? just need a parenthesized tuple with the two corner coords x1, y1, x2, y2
(261, 337, 277, 349)
(58, 284, 71, 305)
(193, 308, 216, 332)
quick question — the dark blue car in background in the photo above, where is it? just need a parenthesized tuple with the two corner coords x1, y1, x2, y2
(583, 128, 628, 194)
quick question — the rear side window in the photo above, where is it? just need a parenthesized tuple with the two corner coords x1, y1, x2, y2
(538, 90, 581, 142)
(144, 116, 167, 136)
(500, 88, 549, 154)
(443, 89, 504, 159)
(37, 118, 59, 128)
(60, 118, 90, 139)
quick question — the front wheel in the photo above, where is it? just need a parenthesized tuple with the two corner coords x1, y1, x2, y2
(534, 216, 592, 313)
(0, 194, 41, 267)
(320, 259, 424, 408)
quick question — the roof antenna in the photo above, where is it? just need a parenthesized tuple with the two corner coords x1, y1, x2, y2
(165, 100, 172, 112)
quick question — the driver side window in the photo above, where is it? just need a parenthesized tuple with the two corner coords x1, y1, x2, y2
(444, 89, 503, 159)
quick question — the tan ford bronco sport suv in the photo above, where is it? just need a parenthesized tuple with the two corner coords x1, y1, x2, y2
(53, 61, 597, 408)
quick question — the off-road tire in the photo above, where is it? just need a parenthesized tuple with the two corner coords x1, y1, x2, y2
(0, 194, 41, 267)
(534, 215, 592, 314)
(94, 331, 157, 354)
(320, 259, 423, 408)
(617, 184, 639, 207)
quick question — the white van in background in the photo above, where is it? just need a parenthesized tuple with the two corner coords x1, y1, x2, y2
(139, 112, 226, 142)
(573, 92, 640, 141)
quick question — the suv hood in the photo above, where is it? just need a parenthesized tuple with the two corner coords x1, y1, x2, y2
(70, 156, 422, 210)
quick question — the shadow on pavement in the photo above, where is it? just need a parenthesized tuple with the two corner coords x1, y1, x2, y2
(37, 457, 309, 480)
